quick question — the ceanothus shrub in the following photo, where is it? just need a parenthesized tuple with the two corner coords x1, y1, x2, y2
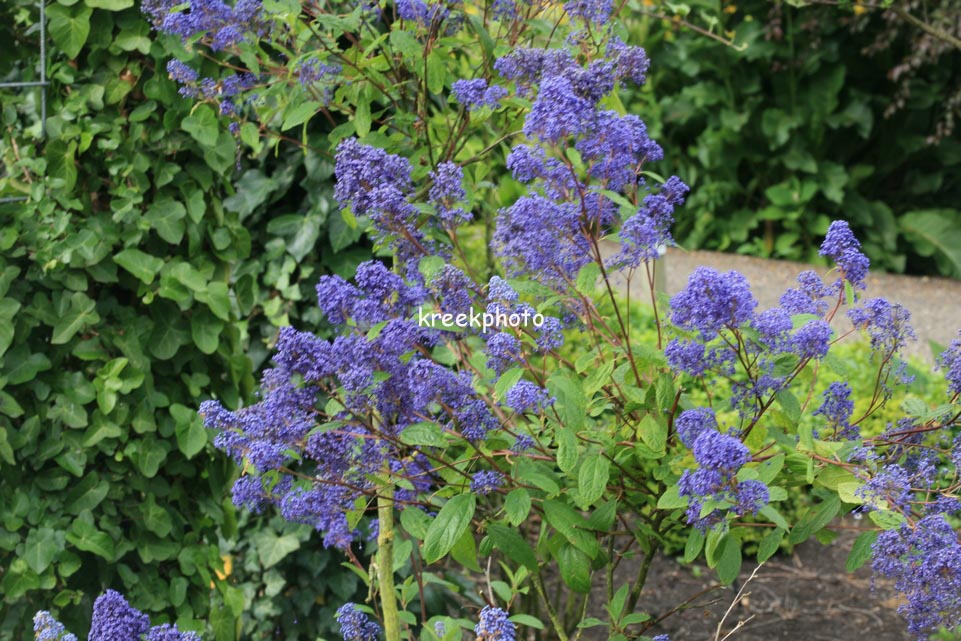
(36, 1, 961, 641)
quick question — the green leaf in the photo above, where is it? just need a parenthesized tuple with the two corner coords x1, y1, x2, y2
(400, 505, 431, 540)
(114, 249, 165, 284)
(24, 528, 63, 574)
(46, 139, 78, 192)
(656, 484, 688, 510)
(423, 494, 476, 563)
(252, 528, 302, 568)
(487, 523, 537, 570)
(555, 425, 578, 474)
(143, 498, 173, 538)
(191, 309, 224, 355)
(576, 454, 609, 508)
(146, 199, 187, 245)
(715, 534, 742, 585)
(171, 404, 207, 459)
(51, 293, 99, 344)
(504, 489, 531, 527)
(757, 528, 785, 563)
(548, 371, 586, 431)
(353, 98, 371, 138)
(67, 516, 114, 560)
(426, 50, 445, 94)
(85, 0, 134, 10)
(4, 347, 52, 384)
(282, 100, 321, 131)
(900, 210, 961, 278)
(637, 414, 666, 453)
(47, 3, 91, 58)
(65, 472, 109, 514)
(400, 422, 447, 447)
(557, 544, 591, 593)
(846, 530, 878, 572)
(789, 495, 840, 544)
(149, 314, 189, 360)
(508, 614, 544, 631)
(683, 528, 704, 563)
(182, 105, 220, 147)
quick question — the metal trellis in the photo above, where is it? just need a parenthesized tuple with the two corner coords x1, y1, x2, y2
(0, 0, 47, 204)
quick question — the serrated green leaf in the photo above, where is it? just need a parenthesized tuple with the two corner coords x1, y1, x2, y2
(577, 454, 609, 508)
(504, 489, 531, 526)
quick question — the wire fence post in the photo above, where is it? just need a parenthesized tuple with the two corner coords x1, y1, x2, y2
(0, 0, 48, 204)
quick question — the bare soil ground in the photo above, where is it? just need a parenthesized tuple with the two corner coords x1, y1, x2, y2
(634, 530, 910, 641)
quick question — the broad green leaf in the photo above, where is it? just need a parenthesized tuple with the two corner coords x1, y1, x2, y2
(487, 523, 536, 570)
(51, 293, 99, 344)
(114, 249, 165, 284)
(504, 489, 531, 527)
(24, 528, 63, 574)
(400, 422, 446, 448)
(191, 309, 224, 355)
(67, 516, 114, 560)
(423, 494, 475, 563)
(171, 403, 207, 458)
(846, 530, 878, 572)
(182, 105, 219, 147)
(86, 0, 134, 10)
(757, 527, 784, 563)
(576, 454, 609, 508)
(557, 544, 591, 593)
(715, 534, 742, 585)
(789, 495, 840, 544)
(637, 414, 666, 453)
(47, 4, 91, 59)
(146, 199, 187, 245)
(555, 425, 578, 474)
(65, 472, 109, 514)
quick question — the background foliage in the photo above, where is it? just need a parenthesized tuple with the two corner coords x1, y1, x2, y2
(0, 0, 369, 638)
(631, 0, 961, 276)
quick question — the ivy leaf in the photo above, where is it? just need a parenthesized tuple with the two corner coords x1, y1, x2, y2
(46, 3, 91, 59)
(114, 249, 165, 284)
(182, 105, 219, 147)
(423, 494, 475, 563)
(171, 403, 207, 459)
(67, 516, 115, 560)
(146, 199, 187, 245)
(24, 527, 63, 574)
(51, 293, 99, 345)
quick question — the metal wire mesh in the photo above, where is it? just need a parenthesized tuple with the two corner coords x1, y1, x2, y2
(0, 0, 47, 204)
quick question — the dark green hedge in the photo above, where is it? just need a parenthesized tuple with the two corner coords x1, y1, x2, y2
(634, 0, 961, 276)
(0, 1, 367, 639)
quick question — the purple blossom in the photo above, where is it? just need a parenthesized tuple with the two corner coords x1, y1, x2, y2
(847, 298, 915, 354)
(452, 79, 508, 110)
(524, 75, 595, 142)
(790, 319, 832, 360)
(429, 161, 471, 224)
(872, 515, 961, 637)
(779, 270, 830, 316)
(33, 612, 78, 641)
(512, 434, 535, 452)
(735, 480, 769, 515)
(475, 606, 516, 641)
(88, 590, 150, 641)
(564, 0, 614, 23)
(674, 408, 716, 448)
(144, 0, 264, 50)
(504, 381, 552, 413)
(336, 603, 381, 641)
(146, 624, 202, 641)
(692, 430, 750, 472)
(485, 332, 522, 375)
(607, 37, 650, 85)
(166, 59, 197, 84)
(819, 221, 870, 289)
(670, 268, 757, 337)
(665, 338, 708, 377)
(936, 332, 961, 396)
(470, 470, 505, 495)
(535, 316, 565, 352)
(814, 382, 856, 440)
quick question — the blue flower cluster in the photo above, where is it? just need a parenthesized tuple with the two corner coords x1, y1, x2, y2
(34, 591, 199, 641)
(452, 79, 508, 111)
(664, 222, 915, 425)
(474, 606, 516, 641)
(144, 0, 264, 50)
(872, 515, 961, 637)
(674, 409, 769, 530)
(491, 40, 687, 286)
(335, 603, 381, 641)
